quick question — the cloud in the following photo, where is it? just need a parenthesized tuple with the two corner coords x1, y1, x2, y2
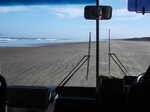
(50, 6, 84, 18)
(0, 6, 29, 13)
(0, 5, 84, 18)
(113, 8, 143, 20)
(0, 5, 51, 13)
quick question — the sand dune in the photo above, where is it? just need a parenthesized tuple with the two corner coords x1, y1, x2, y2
(0, 41, 150, 87)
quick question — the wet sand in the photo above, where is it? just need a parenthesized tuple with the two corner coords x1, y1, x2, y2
(0, 41, 150, 87)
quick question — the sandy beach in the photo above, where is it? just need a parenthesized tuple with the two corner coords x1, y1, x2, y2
(1, 41, 150, 87)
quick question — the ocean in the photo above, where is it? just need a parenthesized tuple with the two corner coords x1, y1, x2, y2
(0, 37, 74, 47)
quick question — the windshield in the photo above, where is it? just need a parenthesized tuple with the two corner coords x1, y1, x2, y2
(0, 0, 150, 87)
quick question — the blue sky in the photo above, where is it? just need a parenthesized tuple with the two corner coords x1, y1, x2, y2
(0, 0, 150, 41)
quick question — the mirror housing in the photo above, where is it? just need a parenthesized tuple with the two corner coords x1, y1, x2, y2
(128, 0, 150, 14)
(84, 5, 112, 20)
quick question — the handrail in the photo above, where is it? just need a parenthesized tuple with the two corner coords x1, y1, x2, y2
(49, 34, 92, 103)
(58, 55, 89, 87)
(109, 53, 129, 76)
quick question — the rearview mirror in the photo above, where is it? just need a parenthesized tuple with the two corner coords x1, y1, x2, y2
(84, 6, 112, 20)
(128, 0, 150, 14)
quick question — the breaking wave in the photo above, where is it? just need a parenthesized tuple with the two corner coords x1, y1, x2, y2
(0, 37, 72, 47)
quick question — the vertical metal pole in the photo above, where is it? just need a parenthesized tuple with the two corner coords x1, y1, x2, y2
(96, 0, 99, 95)
(86, 32, 91, 80)
(108, 29, 111, 74)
